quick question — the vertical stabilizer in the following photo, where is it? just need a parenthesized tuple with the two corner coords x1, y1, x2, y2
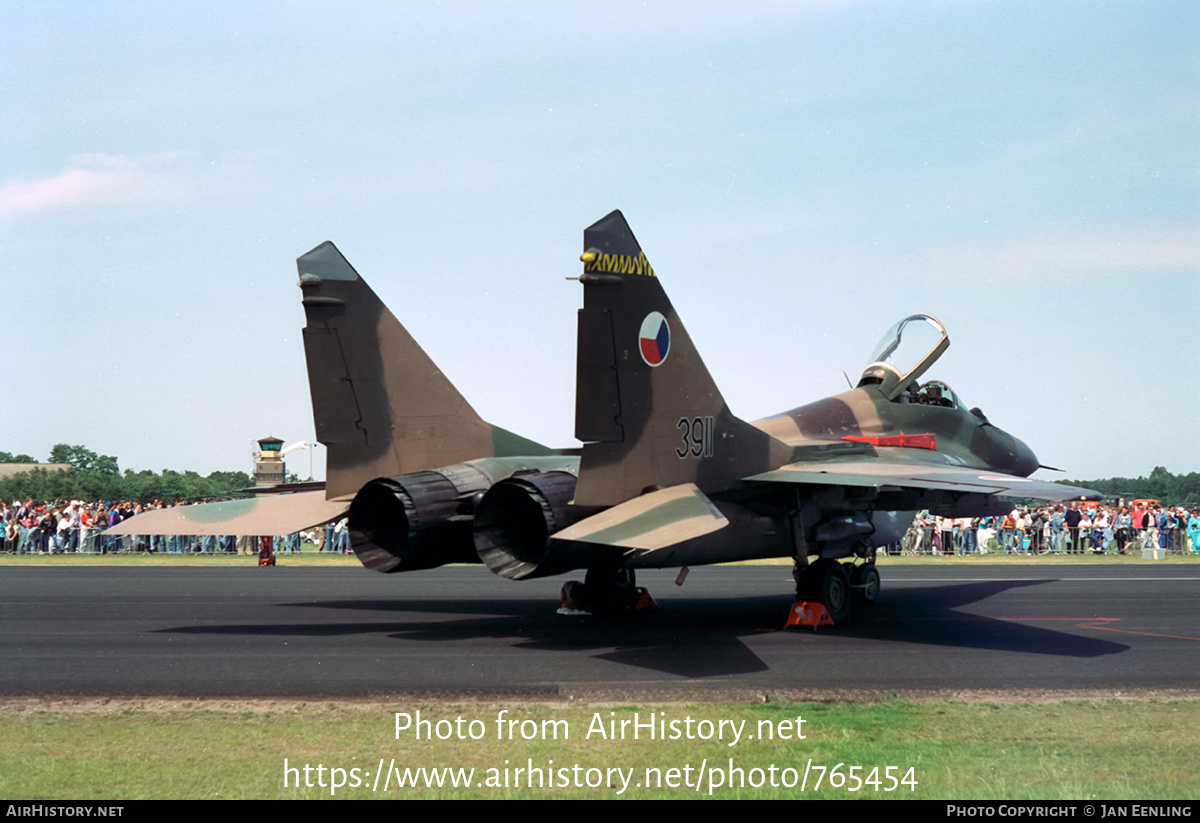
(298, 242, 545, 499)
(572, 212, 790, 507)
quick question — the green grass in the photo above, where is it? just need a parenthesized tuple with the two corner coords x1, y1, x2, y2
(2, 700, 1196, 799)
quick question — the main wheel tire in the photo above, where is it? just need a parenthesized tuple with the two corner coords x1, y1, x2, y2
(581, 567, 639, 614)
(805, 559, 850, 622)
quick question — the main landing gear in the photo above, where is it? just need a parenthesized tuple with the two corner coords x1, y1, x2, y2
(559, 567, 658, 616)
(793, 558, 879, 624)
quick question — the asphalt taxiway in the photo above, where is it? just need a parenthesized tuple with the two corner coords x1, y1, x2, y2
(2, 564, 1196, 697)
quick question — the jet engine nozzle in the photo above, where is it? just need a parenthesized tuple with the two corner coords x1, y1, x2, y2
(473, 471, 603, 580)
(347, 467, 490, 573)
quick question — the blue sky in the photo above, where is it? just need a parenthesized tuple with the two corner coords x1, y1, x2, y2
(2, 0, 1197, 484)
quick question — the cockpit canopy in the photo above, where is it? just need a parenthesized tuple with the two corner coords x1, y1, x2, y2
(858, 313, 950, 401)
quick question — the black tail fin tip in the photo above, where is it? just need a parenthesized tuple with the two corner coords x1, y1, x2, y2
(298, 241, 360, 282)
(581, 211, 657, 281)
(584, 210, 642, 257)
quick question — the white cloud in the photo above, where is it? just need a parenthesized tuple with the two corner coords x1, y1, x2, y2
(0, 152, 201, 218)
(921, 229, 1200, 280)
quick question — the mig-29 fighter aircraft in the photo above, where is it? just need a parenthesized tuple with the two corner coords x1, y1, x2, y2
(465, 211, 1099, 619)
(113, 212, 1097, 623)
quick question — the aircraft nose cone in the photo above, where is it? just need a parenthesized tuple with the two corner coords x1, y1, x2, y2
(1012, 437, 1039, 478)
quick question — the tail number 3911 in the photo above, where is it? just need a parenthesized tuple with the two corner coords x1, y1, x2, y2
(676, 416, 715, 459)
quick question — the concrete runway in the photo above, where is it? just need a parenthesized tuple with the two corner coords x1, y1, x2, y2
(2, 564, 1197, 697)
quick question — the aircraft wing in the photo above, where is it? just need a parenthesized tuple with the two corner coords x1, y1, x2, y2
(743, 459, 1100, 502)
(104, 491, 349, 537)
(551, 462, 1097, 552)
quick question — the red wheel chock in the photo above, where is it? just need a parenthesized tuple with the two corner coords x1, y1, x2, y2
(258, 536, 276, 567)
(633, 587, 659, 611)
(786, 601, 834, 629)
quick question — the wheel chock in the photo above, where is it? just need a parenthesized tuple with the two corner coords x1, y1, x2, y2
(786, 600, 835, 629)
(557, 582, 590, 616)
(557, 584, 660, 615)
(258, 536, 276, 567)
(633, 587, 660, 611)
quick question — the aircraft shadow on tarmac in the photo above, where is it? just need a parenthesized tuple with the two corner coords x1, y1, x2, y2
(157, 578, 1128, 680)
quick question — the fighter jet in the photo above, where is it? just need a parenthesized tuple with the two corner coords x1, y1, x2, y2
(115, 215, 1096, 624)
(466, 210, 1099, 619)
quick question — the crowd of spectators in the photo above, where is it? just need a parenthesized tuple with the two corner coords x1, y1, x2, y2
(5, 497, 1199, 559)
(1, 498, 351, 555)
(900, 502, 1200, 556)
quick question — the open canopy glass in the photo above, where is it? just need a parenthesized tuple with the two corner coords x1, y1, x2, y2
(858, 313, 953, 403)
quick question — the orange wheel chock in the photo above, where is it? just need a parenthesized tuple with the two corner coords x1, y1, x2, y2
(786, 600, 834, 629)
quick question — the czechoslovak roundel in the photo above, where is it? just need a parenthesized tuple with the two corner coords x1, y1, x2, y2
(639, 311, 670, 367)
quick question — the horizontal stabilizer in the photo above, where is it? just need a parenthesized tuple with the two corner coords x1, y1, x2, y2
(104, 491, 348, 536)
(552, 483, 728, 551)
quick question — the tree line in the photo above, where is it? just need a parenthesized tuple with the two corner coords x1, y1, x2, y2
(1, 444, 254, 503)
(1060, 466, 1200, 505)
(4, 445, 1196, 507)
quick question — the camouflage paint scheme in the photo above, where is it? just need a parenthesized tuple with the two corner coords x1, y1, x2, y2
(298, 243, 563, 500)
(111, 242, 577, 560)
(297, 243, 577, 573)
(486, 210, 1097, 615)
(106, 490, 347, 537)
(113, 213, 1096, 620)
